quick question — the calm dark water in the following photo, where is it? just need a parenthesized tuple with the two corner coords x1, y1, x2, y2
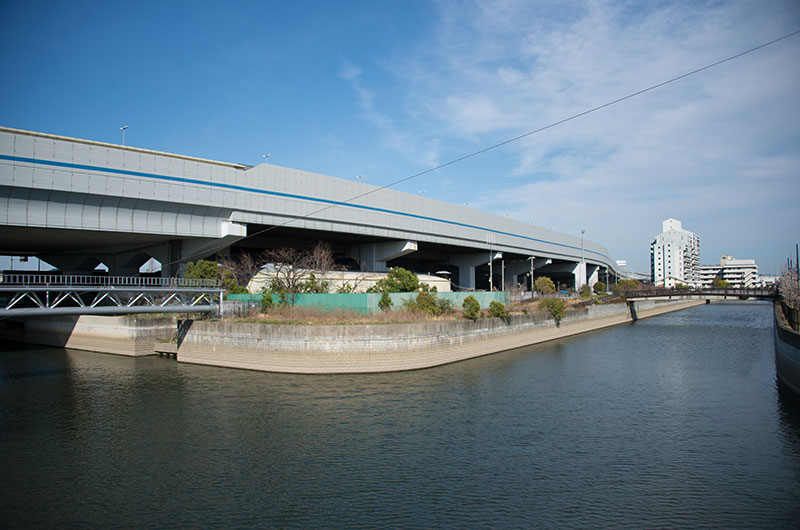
(2, 302, 799, 528)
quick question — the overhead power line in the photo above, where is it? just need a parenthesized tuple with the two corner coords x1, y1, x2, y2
(6, 30, 795, 273)
(241, 29, 800, 243)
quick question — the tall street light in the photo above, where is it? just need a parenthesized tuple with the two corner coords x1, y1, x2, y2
(262, 154, 272, 163)
(120, 125, 128, 145)
(580, 229, 585, 289)
(528, 256, 536, 292)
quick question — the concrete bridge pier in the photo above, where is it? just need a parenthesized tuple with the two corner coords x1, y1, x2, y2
(587, 264, 600, 289)
(352, 240, 418, 272)
(452, 251, 502, 290)
(504, 259, 532, 290)
(504, 257, 554, 290)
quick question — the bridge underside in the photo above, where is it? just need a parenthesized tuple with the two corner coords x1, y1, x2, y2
(1, 222, 607, 291)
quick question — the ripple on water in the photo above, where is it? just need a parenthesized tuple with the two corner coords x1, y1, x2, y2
(1, 303, 799, 528)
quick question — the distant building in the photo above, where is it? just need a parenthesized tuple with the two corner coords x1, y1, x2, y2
(757, 275, 778, 287)
(650, 218, 701, 288)
(698, 255, 759, 288)
(248, 268, 452, 294)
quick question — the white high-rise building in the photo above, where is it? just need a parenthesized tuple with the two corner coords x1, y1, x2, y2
(698, 255, 758, 288)
(650, 218, 701, 288)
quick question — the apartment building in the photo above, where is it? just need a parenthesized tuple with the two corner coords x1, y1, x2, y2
(698, 255, 758, 288)
(650, 218, 701, 288)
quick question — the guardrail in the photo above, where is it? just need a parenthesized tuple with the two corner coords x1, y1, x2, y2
(0, 274, 224, 317)
(625, 287, 775, 300)
(0, 273, 220, 289)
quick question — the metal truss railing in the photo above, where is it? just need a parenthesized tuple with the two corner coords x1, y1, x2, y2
(0, 275, 224, 317)
(625, 287, 776, 300)
(0, 273, 220, 288)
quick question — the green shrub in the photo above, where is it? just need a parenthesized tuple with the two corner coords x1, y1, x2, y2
(367, 267, 419, 293)
(539, 297, 566, 321)
(534, 276, 556, 294)
(300, 273, 330, 294)
(711, 277, 730, 289)
(436, 297, 454, 314)
(579, 284, 592, 298)
(462, 295, 480, 320)
(183, 259, 219, 280)
(378, 290, 393, 311)
(260, 289, 273, 312)
(185, 259, 247, 294)
(488, 300, 508, 319)
(337, 281, 355, 293)
(403, 291, 441, 316)
(612, 279, 641, 295)
(593, 281, 606, 295)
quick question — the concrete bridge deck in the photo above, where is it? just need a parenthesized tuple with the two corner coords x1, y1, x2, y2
(1, 126, 621, 290)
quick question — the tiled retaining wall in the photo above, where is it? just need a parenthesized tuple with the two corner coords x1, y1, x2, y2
(22, 315, 176, 356)
(178, 300, 704, 373)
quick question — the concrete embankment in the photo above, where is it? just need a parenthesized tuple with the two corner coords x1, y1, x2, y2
(775, 301, 800, 397)
(16, 315, 175, 356)
(178, 299, 705, 374)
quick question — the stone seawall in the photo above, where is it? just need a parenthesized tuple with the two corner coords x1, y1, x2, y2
(22, 315, 176, 356)
(775, 301, 800, 397)
(178, 299, 704, 373)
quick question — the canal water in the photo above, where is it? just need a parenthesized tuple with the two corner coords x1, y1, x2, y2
(1, 302, 799, 528)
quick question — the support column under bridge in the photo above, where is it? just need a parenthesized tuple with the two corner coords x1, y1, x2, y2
(452, 251, 502, 290)
(351, 240, 418, 272)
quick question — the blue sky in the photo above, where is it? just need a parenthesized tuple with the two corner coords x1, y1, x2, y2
(1, 0, 798, 275)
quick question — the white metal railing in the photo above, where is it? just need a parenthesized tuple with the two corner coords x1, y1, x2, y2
(0, 273, 220, 289)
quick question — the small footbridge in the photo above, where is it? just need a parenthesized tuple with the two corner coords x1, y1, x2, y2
(625, 287, 775, 302)
(0, 274, 224, 317)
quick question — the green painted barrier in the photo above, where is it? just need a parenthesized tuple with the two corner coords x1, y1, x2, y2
(226, 292, 509, 313)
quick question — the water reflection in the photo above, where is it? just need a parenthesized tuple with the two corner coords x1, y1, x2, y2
(1, 302, 799, 528)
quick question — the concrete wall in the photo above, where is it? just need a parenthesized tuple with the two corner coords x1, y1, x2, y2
(775, 301, 800, 397)
(178, 300, 704, 374)
(22, 315, 175, 356)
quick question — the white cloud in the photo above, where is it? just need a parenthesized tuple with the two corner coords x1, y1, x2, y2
(336, 1, 799, 273)
(385, 0, 800, 273)
(338, 60, 440, 168)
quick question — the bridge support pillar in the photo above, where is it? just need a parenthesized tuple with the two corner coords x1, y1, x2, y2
(587, 264, 600, 289)
(352, 241, 418, 272)
(452, 251, 502, 290)
(505, 260, 532, 290)
(574, 262, 585, 291)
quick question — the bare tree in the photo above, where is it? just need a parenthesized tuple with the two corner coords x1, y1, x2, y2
(263, 242, 343, 304)
(779, 267, 800, 309)
(266, 247, 309, 303)
(219, 250, 269, 291)
(307, 242, 337, 275)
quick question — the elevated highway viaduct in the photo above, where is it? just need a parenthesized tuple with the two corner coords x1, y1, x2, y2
(0, 127, 621, 290)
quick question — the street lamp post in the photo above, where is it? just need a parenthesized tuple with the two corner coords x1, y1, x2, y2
(489, 249, 493, 292)
(120, 125, 128, 145)
(528, 256, 535, 292)
(262, 154, 271, 163)
(580, 229, 585, 290)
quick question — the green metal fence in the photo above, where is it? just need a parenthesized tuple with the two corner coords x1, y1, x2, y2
(226, 291, 509, 313)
